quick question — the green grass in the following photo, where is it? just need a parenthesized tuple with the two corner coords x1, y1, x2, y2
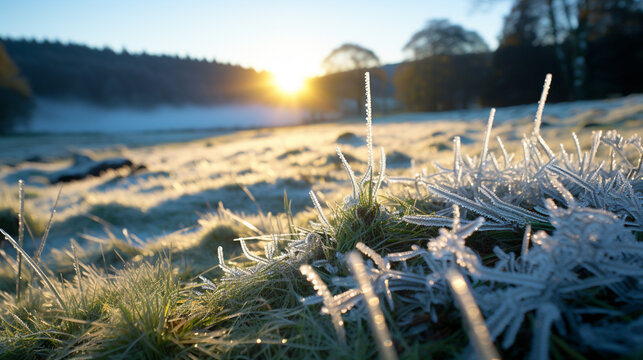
(0, 180, 468, 359)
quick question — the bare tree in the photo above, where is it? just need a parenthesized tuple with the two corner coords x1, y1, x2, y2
(322, 43, 381, 74)
(498, 0, 643, 99)
(318, 43, 385, 116)
(403, 19, 490, 60)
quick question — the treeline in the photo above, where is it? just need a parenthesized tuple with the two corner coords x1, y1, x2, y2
(2, 38, 276, 108)
(0, 40, 34, 130)
(307, 0, 643, 114)
(392, 43, 579, 111)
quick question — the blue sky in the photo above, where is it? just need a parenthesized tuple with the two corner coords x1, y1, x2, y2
(1, 0, 513, 79)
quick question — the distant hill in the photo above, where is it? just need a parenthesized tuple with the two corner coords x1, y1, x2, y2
(2, 38, 275, 108)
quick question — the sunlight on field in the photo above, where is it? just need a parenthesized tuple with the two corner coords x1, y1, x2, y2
(0, 90, 642, 359)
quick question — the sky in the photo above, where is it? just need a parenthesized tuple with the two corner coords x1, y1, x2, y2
(1, 0, 513, 83)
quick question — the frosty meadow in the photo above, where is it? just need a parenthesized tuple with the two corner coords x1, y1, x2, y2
(1, 73, 642, 359)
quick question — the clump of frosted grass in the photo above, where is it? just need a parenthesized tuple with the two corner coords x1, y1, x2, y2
(295, 74, 643, 359)
(204, 73, 642, 358)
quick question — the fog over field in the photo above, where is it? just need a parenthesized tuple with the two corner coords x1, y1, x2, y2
(15, 98, 307, 133)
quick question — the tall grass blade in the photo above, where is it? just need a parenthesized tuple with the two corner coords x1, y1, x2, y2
(445, 268, 500, 360)
(533, 74, 555, 158)
(71, 241, 84, 304)
(454, 136, 462, 187)
(16, 180, 25, 300)
(336, 146, 361, 203)
(521, 225, 532, 269)
(373, 147, 387, 199)
(365, 71, 374, 178)
(532, 303, 560, 360)
(480, 108, 496, 171)
(1, 229, 67, 311)
(533, 73, 552, 136)
(309, 190, 334, 232)
(35, 185, 63, 265)
(347, 251, 398, 360)
(299, 264, 346, 345)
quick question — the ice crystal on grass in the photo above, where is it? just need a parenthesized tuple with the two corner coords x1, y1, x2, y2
(347, 251, 398, 360)
(389, 75, 642, 236)
(213, 232, 321, 279)
(195, 73, 641, 359)
(302, 192, 643, 358)
(300, 264, 346, 345)
(299, 73, 643, 359)
(445, 268, 500, 360)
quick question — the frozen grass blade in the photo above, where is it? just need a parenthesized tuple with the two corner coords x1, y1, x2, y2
(533, 73, 552, 136)
(572, 132, 582, 170)
(356, 242, 387, 270)
(71, 241, 84, 302)
(1, 229, 67, 312)
(521, 225, 532, 270)
(452, 203, 461, 231)
(217, 246, 250, 276)
(372, 147, 387, 199)
(221, 207, 262, 235)
(586, 130, 602, 176)
(445, 268, 500, 360)
(198, 275, 217, 291)
(16, 180, 25, 300)
(309, 190, 334, 231)
(454, 136, 462, 187)
(35, 185, 63, 265)
(425, 184, 504, 223)
(360, 163, 374, 189)
(336, 146, 361, 202)
(480, 108, 496, 171)
(403, 215, 454, 228)
(299, 264, 346, 345)
(522, 139, 530, 181)
(497, 136, 509, 168)
(240, 239, 269, 264)
(479, 186, 548, 224)
(347, 251, 398, 360)
(11, 313, 30, 331)
(365, 71, 374, 175)
(533, 74, 555, 159)
(532, 303, 560, 360)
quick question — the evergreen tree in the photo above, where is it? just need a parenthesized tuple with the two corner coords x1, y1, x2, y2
(0, 41, 33, 132)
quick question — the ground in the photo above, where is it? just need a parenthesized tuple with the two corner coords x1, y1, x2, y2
(0, 93, 641, 359)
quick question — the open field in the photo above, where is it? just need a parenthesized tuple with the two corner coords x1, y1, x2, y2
(2, 94, 641, 251)
(0, 89, 642, 359)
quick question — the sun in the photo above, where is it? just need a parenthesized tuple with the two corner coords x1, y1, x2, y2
(275, 74, 304, 94)
(271, 67, 308, 95)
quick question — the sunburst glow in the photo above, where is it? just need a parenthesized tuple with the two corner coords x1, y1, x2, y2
(271, 66, 309, 95)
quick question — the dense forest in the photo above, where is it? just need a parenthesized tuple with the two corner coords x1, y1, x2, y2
(2, 38, 275, 108)
(0, 41, 33, 129)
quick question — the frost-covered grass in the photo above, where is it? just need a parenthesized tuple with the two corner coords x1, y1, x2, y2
(0, 74, 642, 359)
